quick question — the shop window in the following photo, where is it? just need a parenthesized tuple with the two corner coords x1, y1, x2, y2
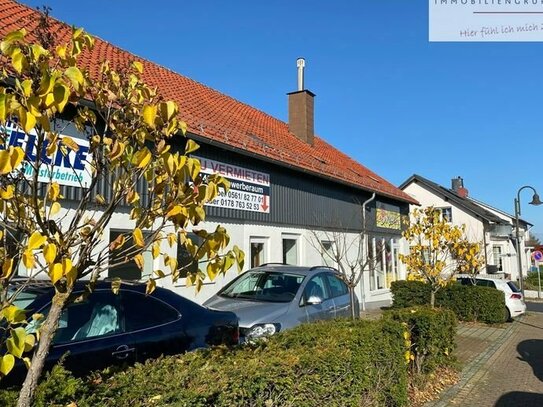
(369, 237, 392, 291)
(368, 238, 375, 291)
(250, 237, 268, 268)
(109, 230, 153, 280)
(282, 236, 299, 265)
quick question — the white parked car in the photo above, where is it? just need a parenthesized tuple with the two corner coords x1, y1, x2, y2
(456, 275, 526, 321)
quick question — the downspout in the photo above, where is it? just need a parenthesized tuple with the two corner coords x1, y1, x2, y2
(360, 192, 376, 312)
(482, 222, 489, 273)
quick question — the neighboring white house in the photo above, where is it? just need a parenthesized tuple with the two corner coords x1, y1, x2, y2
(400, 175, 532, 281)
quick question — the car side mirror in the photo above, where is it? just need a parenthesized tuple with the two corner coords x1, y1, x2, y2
(306, 295, 323, 305)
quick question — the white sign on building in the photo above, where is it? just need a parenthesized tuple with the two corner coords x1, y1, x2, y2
(2, 120, 92, 188)
(196, 156, 270, 213)
(430, 0, 543, 42)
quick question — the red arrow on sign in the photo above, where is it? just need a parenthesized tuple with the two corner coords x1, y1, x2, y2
(261, 195, 269, 212)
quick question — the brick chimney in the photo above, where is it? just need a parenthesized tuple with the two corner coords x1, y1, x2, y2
(451, 176, 469, 198)
(288, 58, 315, 146)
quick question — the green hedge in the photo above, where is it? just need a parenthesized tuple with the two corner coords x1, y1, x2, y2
(437, 284, 506, 324)
(385, 307, 457, 374)
(391, 281, 506, 324)
(390, 280, 431, 308)
(2, 318, 410, 407)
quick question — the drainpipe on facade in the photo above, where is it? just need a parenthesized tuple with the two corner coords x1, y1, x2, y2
(482, 223, 489, 274)
(359, 192, 376, 313)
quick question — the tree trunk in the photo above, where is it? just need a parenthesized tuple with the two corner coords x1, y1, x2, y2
(17, 291, 70, 407)
(349, 286, 357, 320)
(430, 290, 436, 308)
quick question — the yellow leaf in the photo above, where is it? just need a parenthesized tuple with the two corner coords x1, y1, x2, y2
(65, 265, 77, 287)
(56, 44, 67, 59)
(132, 147, 152, 169)
(0, 93, 6, 121)
(47, 182, 60, 201)
(185, 139, 199, 155)
(0, 354, 15, 376)
(23, 335, 35, 353)
(64, 66, 84, 90)
(180, 121, 187, 135)
(109, 234, 125, 251)
(20, 79, 32, 97)
(49, 202, 61, 217)
(53, 83, 69, 112)
(133, 228, 145, 247)
(134, 254, 144, 270)
(146, 278, 156, 295)
(132, 60, 143, 73)
(43, 243, 57, 264)
(109, 140, 125, 161)
(20, 109, 36, 134)
(207, 262, 218, 282)
(49, 263, 63, 284)
(167, 233, 177, 247)
(22, 250, 35, 269)
(0, 150, 11, 174)
(166, 205, 182, 218)
(95, 194, 106, 204)
(27, 231, 46, 251)
(10, 147, 25, 170)
(1, 258, 14, 279)
(159, 101, 177, 121)
(63, 258, 73, 275)
(61, 136, 80, 152)
(0, 185, 14, 200)
(142, 105, 157, 128)
(152, 243, 160, 259)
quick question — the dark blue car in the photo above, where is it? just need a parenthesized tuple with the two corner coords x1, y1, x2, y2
(3, 280, 239, 384)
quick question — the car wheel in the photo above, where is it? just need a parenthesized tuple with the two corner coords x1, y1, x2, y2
(504, 307, 511, 322)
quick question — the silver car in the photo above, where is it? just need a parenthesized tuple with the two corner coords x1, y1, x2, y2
(203, 265, 355, 341)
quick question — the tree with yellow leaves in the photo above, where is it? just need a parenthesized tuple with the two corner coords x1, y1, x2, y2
(400, 207, 484, 307)
(0, 14, 243, 407)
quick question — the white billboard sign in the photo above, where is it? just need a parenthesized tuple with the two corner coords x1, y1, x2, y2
(2, 120, 92, 188)
(196, 156, 270, 214)
(430, 0, 543, 42)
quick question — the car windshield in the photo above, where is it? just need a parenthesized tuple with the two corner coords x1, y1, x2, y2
(219, 271, 305, 303)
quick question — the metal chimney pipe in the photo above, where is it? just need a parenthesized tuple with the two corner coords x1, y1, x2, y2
(296, 57, 305, 91)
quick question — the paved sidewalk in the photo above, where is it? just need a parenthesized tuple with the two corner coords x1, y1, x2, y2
(427, 313, 543, 407)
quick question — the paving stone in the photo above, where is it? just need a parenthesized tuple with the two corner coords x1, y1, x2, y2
(426, 314, 543, 407)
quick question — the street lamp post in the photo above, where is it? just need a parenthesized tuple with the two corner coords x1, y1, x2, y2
(514, 186, 542, 296)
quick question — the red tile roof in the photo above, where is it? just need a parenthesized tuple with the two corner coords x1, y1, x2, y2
(0, 0, 417, 204)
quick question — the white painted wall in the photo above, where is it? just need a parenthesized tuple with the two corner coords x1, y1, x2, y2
(18, 202, 404, 310)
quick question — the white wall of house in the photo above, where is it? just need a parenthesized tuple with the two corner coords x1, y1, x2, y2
(17, 202, 405, 310)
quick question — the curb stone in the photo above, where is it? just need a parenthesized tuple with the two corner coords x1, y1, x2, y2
(423, 317, 522, 407)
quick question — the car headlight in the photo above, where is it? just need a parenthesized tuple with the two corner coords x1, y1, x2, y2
(246, 323, 281, 339)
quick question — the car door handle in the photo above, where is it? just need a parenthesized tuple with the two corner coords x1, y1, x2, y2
(326, 306, 335, 312)
(112, 344, 135, 360)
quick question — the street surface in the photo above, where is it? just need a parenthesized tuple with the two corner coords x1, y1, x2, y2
(428, 303, 543, 406)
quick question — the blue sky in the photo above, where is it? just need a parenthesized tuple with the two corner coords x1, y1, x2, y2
(21, 0, 543, 236)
